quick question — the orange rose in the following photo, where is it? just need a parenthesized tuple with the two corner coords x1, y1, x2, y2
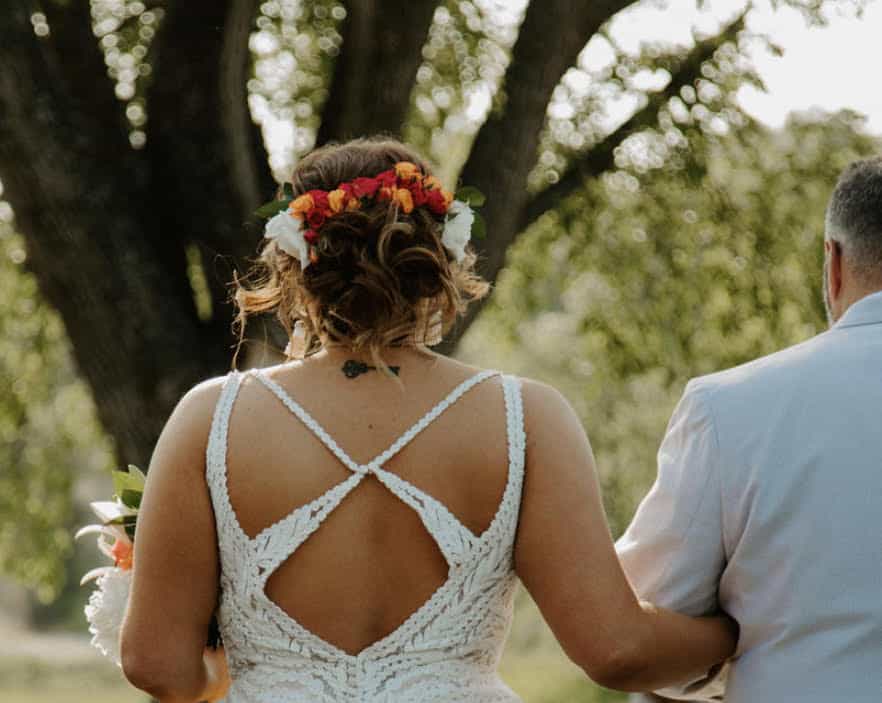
(394, 188, 414, 213)
(377, 186, 394, 202)
(289, 193, 314, 220)
(394, 161, 421, 182)
(111, 538, 133, 571)
(328, 189, 348, 214)
(423, 175, 444, 191)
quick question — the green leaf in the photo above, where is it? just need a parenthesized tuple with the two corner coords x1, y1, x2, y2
(126, 464, 146, 488)
(119, 489, 142, 510)
(111, 470, 131, 498)
(454, 186, 486, 207)
(282, 182, 294, 199)
(254, 199, 290, 219)
(112, 466, 145, 498)
(471, 212, 487, 240)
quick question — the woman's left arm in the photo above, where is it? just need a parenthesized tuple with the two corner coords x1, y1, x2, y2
(120, 377, 229, 703)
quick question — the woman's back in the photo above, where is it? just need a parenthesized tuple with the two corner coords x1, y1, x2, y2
(224, 352, 512, 654)
(209, 350, 527, 701)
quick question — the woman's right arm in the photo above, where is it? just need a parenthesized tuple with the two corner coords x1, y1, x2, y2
(513, 380, 737, 692)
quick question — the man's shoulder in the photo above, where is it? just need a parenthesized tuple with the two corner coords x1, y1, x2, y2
(684, 328, 837, 410)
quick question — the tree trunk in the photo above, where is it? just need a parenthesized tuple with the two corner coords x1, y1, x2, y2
(316, 0, 439, 144)
(0, 0, 268, 465)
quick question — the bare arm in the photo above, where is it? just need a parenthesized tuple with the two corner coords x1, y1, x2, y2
(120, 377, 230, 703)
(514, 380, 737, 692)
(616, 379, 733, 700)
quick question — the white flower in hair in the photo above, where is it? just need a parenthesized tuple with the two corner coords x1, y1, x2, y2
(442, 200, 474, 263)
(264, 211, 309, 269)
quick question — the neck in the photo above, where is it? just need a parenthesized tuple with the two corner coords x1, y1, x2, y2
(837, 283, 882, 322)
(317, 344, 437, 364)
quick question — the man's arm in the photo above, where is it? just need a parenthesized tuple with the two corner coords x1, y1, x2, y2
(616, 380, 731, 701)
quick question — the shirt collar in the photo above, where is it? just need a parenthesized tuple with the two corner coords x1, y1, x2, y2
(834, 289, 882, 330)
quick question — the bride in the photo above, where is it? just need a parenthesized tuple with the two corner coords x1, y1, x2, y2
(119, 137, 736, 702)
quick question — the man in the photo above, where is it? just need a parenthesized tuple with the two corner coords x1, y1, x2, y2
(617, 156, 882, 702)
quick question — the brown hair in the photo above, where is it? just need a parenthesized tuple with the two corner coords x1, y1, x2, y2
(233, 137, 489, 369)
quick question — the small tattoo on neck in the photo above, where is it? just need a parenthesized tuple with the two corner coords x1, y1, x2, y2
(342, 360, 400, 379)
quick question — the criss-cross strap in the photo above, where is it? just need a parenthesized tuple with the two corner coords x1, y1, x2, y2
(252, 368, 499, 474)
(247, 368, 501, 567)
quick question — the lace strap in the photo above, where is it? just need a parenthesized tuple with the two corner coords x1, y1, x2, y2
(372, 467, 478, 566)
(250, 367, 500, 474)
(205, 370, 246, 541)
(500, 374, 526, 537)
(250, 369, 364, 474)
(368, 369, 500, 469)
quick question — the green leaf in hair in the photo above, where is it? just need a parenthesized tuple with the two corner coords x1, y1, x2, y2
(454, 186, 486, 207)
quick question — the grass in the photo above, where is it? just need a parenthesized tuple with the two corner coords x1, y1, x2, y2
(0, 656, 144, 703)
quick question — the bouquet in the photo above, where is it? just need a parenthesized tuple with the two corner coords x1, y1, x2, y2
(77, 465, 223, 665)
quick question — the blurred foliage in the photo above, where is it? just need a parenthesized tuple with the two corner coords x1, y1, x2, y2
(461, 109, 879, 534)
(0, 202, 114, 602)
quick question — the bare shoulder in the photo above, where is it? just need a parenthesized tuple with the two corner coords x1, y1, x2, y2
(519, 377, 585, 438)
(175, 373, 229, 425)
(149, 373, 231, 471)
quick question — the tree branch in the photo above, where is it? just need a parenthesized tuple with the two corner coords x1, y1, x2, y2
(316, 0, 440, 144)
(440, 0, 638, 352)
(519, 12, 747, 232)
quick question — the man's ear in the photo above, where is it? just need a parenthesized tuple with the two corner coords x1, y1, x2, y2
(826, 239, 843, 303)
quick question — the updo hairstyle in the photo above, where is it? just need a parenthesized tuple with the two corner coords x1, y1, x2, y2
(233, 137, 489, 368)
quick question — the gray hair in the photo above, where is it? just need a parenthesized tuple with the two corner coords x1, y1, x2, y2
(825, 156, 882, 282)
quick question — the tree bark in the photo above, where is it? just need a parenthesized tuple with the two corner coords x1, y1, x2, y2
(315, 0, 440, 144)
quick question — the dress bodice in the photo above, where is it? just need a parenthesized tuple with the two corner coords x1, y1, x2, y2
(205, 368, 526, 702)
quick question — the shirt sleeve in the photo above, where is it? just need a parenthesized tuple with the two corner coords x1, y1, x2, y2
(615, 380, 730, 701)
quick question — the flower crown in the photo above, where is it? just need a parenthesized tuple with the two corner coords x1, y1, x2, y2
(255, 161, 485, 270)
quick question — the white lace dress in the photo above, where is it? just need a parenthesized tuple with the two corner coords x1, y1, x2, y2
(205, 368, 526, 703)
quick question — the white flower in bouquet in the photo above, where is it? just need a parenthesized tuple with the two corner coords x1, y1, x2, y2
(76, 465, 143, 664)
(84, 567, 133, 667)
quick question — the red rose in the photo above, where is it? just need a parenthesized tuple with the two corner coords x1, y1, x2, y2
(307, 189, 330, 211)
(426, 188, 449, 215)
(376, 169, 397, 188)
(351, 177, 380, 198)
(408, 180, 428, 207)
(307, 210, 326, 230)
(304, 229, 320, 244)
